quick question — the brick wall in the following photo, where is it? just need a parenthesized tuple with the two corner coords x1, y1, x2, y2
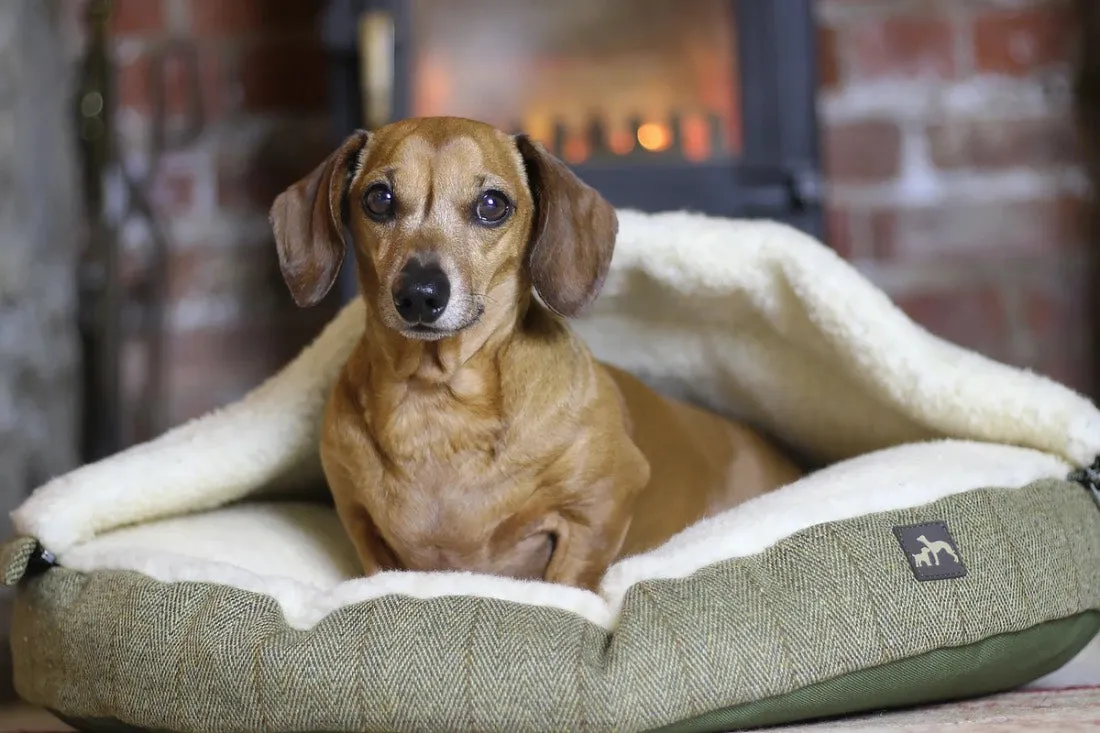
(106, 0, 337, 437)
(103, 0, 1092, 441)
(0, 0, 84, 700)
(818, 0, 1091, 394)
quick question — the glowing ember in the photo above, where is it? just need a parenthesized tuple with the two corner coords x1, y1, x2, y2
(637, 122, 672, 152)
(562, 135, 590, 163)
(681, 114, 711, 162)
(608, 128, 635, 155)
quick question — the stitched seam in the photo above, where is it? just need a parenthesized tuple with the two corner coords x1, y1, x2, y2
(176, 586, 206, 729)
(744, 565, 799, 693)
(253, 599, 275, 733)
(575, 617, 587, 733)
(638, 583, 698, 718)
(464, 602, 478, 733)
(827, 523, 890, 666)
(986, 494, 1041, 625)
(1070, 495, 1086, 615)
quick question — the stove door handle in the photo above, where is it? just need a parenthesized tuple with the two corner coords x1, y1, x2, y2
(358, 8, 395, 130)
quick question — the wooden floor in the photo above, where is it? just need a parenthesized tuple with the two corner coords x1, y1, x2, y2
(774, 687, 1100, 731)
(0, 705, 72, 732)
(5, 689, 1100, 732)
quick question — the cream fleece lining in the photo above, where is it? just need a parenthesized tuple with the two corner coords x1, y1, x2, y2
(56, 440, 1072, 631)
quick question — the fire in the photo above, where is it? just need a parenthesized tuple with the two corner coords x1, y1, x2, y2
(515, 113, 721, 162)
(608, 128, 635, 155)
(681, 114, 710, 162)
(562, 135, 590, 164)
(636, 122, 672, 152)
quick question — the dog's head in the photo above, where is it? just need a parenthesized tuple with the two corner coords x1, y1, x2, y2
(269, 116, 618, 340)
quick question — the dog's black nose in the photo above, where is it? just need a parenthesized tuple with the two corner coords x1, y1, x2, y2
(393, 260, 450, 324)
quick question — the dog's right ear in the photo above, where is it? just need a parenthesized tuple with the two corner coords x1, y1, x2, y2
(269, 130, 371, 308)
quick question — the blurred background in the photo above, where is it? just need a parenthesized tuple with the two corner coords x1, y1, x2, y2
(0, 0, 1096, 697)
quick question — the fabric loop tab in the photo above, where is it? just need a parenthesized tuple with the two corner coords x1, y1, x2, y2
(1, 537, 55, 586)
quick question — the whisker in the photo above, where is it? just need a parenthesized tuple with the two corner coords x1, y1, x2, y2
(468, 292, 499, 307)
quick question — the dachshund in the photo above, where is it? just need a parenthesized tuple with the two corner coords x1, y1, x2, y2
(270, 116, 802, 591)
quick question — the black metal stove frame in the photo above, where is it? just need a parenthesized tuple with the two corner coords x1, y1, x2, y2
(322, 0, 825, 304)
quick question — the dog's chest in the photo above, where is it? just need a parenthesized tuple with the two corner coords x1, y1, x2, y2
(368, 389, 550, 568)
(376, 383, 503, 465)
(373, 443, 541, 573)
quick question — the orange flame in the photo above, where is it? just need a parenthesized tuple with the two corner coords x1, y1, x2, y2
(637, 122, 671, 152)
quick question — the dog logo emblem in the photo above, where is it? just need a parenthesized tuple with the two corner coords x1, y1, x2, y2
(893, 522, 967, 581)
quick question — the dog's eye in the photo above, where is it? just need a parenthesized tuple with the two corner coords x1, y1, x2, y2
(364, 183, 396, 222)
(474, 190, 511, 226)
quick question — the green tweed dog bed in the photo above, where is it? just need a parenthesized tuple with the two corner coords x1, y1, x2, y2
(5, 211, 1100, 733)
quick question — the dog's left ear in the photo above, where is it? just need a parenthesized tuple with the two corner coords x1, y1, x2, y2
(270, 130, 371, 308)
(515, 135, 618, 318)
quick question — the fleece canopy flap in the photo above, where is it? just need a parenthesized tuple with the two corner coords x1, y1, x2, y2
(11, 210, 1100, 554)
(574, 211, 1100, 469)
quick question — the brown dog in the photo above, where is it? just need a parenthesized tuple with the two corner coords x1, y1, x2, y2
(270, 117, 801, 591)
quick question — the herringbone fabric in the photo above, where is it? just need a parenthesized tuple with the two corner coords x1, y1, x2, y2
(9, 479, 1100, 733)
(1, 536, 37, 586)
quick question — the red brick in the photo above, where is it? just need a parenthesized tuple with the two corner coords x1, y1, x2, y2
(1024, 278, 1093, 395)
(169, 44, 232, 123)
(927, 117, 1079, 170)
(843, 17, 955, 80)
(825, 206, 856, 259)
(1032, 349, 1093, 397)
(239, 39, 327, 112)
(870, 197, 1085, 261)
(117, 337, 155, 444)
(824, 120, 903, 183)
(818, 26, 841, 91)
(116, 244, 153, 294)
(893, 286, 1012, 362)
(973, 6, 1075, 76)
(197, 45, 231, 122)
(117, 52, 151, 112)
(217, 121, 333, 210)
(190, 0, 325, 36)
(162, 330, 285, 426)
(216, 165, 252, 210)
(161, 45, 226, 122)
(116, 45, 227, 120)
(1027, 280, 1088, 340)
(150, 165, 196, 216)
(166, 246, 284, 304)
(111, 0, 165, 36)
(163, 313, 333, 426)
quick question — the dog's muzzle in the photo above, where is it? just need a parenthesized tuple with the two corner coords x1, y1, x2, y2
(392, 259, 450, 325)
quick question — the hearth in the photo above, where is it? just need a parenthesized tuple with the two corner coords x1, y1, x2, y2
(322, 0, 825, 303)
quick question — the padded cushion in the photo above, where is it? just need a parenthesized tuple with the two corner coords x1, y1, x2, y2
(9, 475, 1100, 733)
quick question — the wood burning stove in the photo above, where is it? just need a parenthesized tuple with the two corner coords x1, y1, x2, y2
(322, 0, 825, 303)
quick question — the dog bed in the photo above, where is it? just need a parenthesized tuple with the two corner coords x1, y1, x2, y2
(5, 210, 1100, 733)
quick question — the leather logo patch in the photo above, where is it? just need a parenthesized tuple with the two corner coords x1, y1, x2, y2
(893, 521, 967, 581)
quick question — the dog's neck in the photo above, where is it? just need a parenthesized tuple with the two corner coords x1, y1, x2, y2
(357, 293, 529, 388)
